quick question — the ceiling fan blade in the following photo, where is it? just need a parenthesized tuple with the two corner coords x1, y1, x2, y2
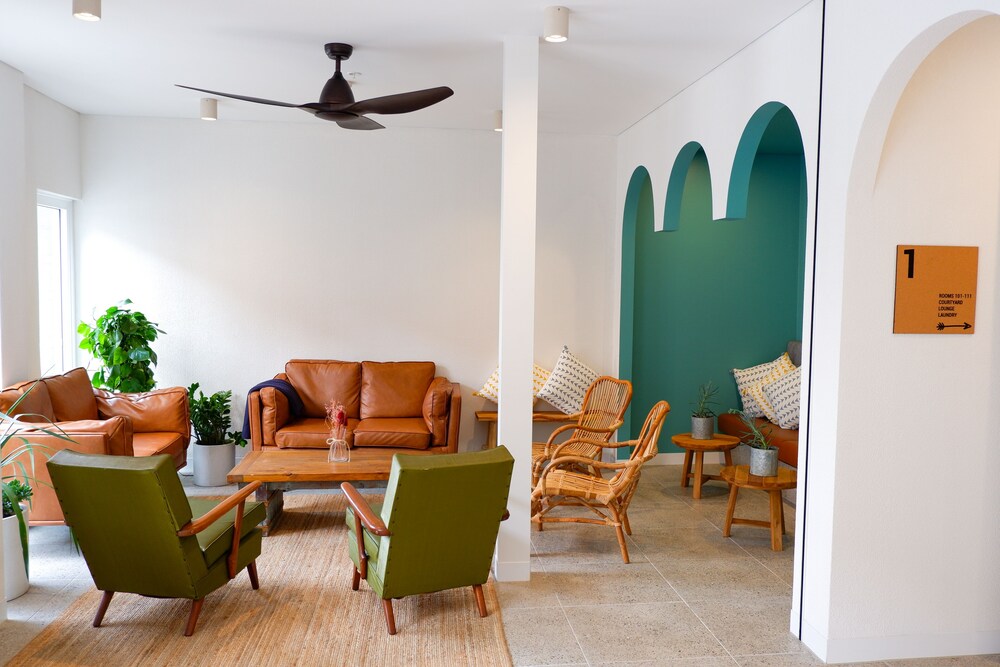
(175, 84, 300, 108)
(336, 115, 385, 131)
(347, 87, 454, 115)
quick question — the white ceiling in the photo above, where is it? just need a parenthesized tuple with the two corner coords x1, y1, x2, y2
(0, 1, 811, 136)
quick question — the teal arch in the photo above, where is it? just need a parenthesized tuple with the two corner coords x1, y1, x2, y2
(663, 141, 709, 231)
(727, 101, 801, 220)
(618, 166, 652, 442)
(621, 105, 807, 454)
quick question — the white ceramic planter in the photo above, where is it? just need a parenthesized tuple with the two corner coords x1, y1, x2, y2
(192, 441, 236, 487)
(3, 510, 29, 601)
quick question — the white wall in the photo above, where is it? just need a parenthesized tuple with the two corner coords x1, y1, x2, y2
(810, 3, 1000, 662)
(76, 116, 615, 450)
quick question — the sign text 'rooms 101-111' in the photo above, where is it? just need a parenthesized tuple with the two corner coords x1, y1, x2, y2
(892, 245, 978, 335)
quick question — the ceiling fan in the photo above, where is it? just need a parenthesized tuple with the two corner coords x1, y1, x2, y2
(177, 43, 453, 130)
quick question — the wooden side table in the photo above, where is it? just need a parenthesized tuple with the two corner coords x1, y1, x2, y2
(671, 432, 741, 499)
(720, 464, 797, 551)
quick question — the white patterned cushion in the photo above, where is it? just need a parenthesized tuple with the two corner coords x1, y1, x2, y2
(473, 365, 551, 403)
(762, 367, 801, 429)
(536, 346, 600, 415)
(732, 353, 796, 419)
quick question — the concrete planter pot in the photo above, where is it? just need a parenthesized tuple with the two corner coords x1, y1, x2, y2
(749, 446, 778, 477)
(193, 441, 236, 487)
(690, 416, 715, 440)
(3, 508, 29, 601)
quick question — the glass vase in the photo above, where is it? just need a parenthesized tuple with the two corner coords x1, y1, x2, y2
(327, 437, 350, 463)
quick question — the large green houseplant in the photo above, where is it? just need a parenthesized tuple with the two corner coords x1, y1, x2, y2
(188, 383, 245, 487)
(78, 299, 165, 393)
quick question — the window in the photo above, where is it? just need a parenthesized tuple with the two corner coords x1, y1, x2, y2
(37, 194, 74, 375)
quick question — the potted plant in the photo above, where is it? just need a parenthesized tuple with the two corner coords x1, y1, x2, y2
(690, 381, 718, 440)
(78, 299, 165, 392)
(731, 409, 778, 476)
(1, 389, 66, 601)
(188, 383, 246, 487)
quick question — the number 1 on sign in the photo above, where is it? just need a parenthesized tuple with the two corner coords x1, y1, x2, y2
(903, 248, 914, 278)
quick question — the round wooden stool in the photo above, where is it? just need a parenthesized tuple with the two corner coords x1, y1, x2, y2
(720, 464, 797, 551)
(671, 432, 741, 499)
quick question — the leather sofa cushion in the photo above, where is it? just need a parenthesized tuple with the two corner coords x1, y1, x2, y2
(361, 361, 435, 420)
(95, 386, 189, 434)
(354, 417, 430, 449)
(275, 417, 360, 449)
(189, 498, 266, 567)
(285, 360, 362, 419)
(0, 384, 55, 423)
(716, 412, 798, 467)
(42, 367, 98, 422)
(133, 432, 187, 468)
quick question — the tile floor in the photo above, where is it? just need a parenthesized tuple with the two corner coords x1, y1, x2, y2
(1, 464, 998, 666)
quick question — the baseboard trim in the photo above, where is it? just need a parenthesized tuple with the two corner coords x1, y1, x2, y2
(492, 557, 530, 582)
(804, 622, 1000, 664)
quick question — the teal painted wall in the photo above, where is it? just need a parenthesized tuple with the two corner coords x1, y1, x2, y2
(624, 139, 806, 450)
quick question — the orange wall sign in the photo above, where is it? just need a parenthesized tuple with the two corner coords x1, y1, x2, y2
(893, 245, 977, 334)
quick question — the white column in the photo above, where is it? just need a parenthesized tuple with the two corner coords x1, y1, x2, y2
(493, 35, 538, 582)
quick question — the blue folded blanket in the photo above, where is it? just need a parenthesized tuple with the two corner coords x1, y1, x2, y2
(241, 379, 305, 441)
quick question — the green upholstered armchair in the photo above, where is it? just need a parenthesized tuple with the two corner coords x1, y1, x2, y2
(46, 449, 265, 636)
(342, 445, 514, 635)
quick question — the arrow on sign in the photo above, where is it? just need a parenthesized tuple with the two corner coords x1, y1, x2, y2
(937, 322, 971, 330)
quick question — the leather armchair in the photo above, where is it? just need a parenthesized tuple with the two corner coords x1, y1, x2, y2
(0, 367, 191, 525)
(46, 450, 265, 636)
(342, 445, 513, 635)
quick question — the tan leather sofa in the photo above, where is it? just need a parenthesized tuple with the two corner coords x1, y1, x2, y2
(247, 360, 460, 453)
(0, 367, 190, 525)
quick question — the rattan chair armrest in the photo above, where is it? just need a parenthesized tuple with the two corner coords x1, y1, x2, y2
(177, 481, 261, 537)
(543, 423, 579, 447)
(341, 482, 390, 536)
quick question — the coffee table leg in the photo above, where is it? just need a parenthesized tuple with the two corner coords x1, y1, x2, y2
(693, 452, 705, 499)
(681, 450, 692, 488)
(723, 483, 739, 537)
(257, 486, 284, 537)
(723, 448, 733, 467)
(768, 490, 783, 551)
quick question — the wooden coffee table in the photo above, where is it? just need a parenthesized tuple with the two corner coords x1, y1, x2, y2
(720, 464, 797, 551)
(228, 448, 434, 535)
(671, 432, 741, 499)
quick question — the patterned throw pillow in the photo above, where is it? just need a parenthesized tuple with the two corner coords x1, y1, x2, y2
(473, 365, 551, 403)
(762, 366, 801, 429)
(731, 352, 796, 419)
(536, 346, 599, 415)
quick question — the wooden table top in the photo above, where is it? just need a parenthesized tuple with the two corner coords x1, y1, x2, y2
(228, 448, 434, 483)
(720, 464, 797, 490)
(671, 433, 741, 451)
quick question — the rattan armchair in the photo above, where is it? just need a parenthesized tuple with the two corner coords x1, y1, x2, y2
(531, 376, 632, 487)
(530, 400, 669, 564)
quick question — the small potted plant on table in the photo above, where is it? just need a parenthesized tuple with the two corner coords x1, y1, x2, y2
(691, 381, 719, 440)
(731, 409, 778, 476)
(188, 383, 246, 487)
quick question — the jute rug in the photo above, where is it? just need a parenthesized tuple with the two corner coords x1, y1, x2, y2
(9, 493, 513, 667)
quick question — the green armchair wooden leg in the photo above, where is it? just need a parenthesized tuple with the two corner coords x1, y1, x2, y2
(247, 561, 260, 589)
(382, 599, 397, 635)
(473, 585, 487, 617)
(93, 591, 114, 627)
(184, 599, 205, 637)
(351, 568, 361, 591)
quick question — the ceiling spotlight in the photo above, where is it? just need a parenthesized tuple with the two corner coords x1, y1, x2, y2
(493, 110, 503, 132)
(200, 98, 218, 121)
(72, 0, 101, 21)
(544, 6, 569, 43)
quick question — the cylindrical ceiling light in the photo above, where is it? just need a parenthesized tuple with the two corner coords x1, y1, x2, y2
(200, 98, 218, 121)
(544, 6, 569, 43)
(493, 110, 503, 132)
(72, 0, 101, 21)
